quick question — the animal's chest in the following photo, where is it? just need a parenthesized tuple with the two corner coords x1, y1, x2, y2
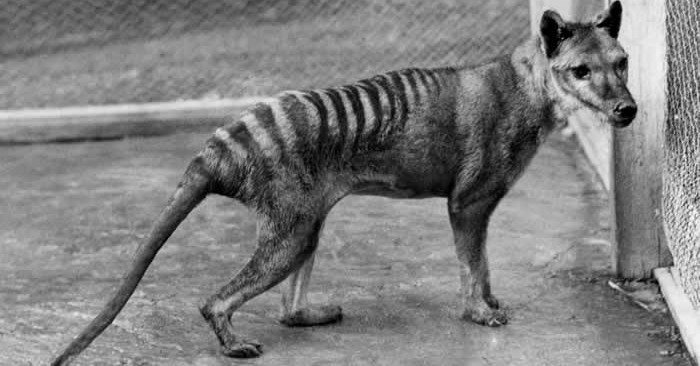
(499, 125, 544, 186)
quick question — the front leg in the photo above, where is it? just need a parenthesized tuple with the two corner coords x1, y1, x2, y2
(448, 194, 507, 327)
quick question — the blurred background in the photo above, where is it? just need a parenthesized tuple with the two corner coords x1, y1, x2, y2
(0, 0, 528, 109)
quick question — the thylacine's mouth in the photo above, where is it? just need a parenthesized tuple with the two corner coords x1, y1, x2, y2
(609, 115, 635, 128)
(587, 104, 636, 128)
(581, 106, 635, 128)
(581, 107, 635, 128)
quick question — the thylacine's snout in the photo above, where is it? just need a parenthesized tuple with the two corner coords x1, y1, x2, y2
(611, 99, 637, 127)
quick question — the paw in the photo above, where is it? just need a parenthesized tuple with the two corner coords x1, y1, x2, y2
(462, 302, 508, 327)
(280, 304, 343, 327)
(484, 294, 500, 309)
(221, 338, 263, 358)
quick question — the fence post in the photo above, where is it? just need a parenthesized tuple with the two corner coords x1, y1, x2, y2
(612, 0, 672, 278)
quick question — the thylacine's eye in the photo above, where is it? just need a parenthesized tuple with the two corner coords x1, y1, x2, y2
(571, 65, 591, 80)
(617, 57, 628, 71)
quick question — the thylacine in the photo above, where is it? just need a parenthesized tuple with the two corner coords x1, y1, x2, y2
(52, 2, 635, 364)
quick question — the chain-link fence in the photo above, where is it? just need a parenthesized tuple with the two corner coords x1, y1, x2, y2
(664, 0, 700, 307)
(0, 0, 528, 109)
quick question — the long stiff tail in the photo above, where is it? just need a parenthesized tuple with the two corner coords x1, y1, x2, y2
(50, 159, 211, 366)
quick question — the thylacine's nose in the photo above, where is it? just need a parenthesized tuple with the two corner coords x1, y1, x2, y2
(613, 101, 637, 120)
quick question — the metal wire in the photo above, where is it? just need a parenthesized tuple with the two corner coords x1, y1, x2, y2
(664, 0, 700, 306)
(0, 0, 528, 108)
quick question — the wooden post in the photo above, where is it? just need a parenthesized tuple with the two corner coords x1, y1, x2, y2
(612, 0, 671, 278)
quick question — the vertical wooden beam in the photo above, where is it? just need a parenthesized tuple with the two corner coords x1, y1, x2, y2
(612, 0, 672, 278)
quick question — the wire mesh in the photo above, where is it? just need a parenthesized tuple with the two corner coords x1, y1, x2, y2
(0, 0, 528, 109)
(664, 0, 700, 306)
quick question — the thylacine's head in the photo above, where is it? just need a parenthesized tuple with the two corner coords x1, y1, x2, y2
(540, 1, 636, 127)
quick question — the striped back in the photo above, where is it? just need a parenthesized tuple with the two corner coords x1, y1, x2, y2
(213, 67, 458, 178)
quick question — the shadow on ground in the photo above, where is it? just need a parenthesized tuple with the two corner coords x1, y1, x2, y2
(0, 131, 688, 365)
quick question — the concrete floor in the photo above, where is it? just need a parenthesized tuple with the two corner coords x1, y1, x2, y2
(0, 132, 688, 365)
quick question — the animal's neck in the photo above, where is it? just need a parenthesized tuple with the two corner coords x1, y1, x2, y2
(510, 37, 564, 131)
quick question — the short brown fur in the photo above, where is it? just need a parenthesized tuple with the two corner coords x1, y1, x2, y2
(51, 2, 635, 364)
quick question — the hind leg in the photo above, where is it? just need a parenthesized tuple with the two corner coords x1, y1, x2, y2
(199, 215, 322, 358)
(279, 221, 342, 326)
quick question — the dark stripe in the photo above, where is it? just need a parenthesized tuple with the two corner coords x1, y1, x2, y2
(217, 123, 258, 197)
(342, 85, 365, 155)
(415, 68, 432, 95)
(251, 103, 288, 162)
(425, 69, 442, 96)
(356, 80, 383, 143)
(238, 119, 276, 201)
(324, 88, 348, 158)
(225, 122, 256, 153)
(206, 138, 232, 195)
(388, 71, 409, 127)
(404, 69, 421, 105)
(279, 94, 313, 164)
(302, 90, 329, 157)
(372, 74, 396, 124)
(278, 94, 316, 188)
(208, 135, 231, 158)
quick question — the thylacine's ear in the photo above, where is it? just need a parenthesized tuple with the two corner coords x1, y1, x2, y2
(595, 1, 622, 39)
(540, 10, 572, 58)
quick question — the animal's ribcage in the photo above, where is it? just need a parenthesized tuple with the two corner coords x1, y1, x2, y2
(211, 67, 457, 175)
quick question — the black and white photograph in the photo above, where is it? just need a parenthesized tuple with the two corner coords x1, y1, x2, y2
(0, 1, 697, 365)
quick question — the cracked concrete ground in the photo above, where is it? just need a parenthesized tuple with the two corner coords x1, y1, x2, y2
(0, 131, 689, 365)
